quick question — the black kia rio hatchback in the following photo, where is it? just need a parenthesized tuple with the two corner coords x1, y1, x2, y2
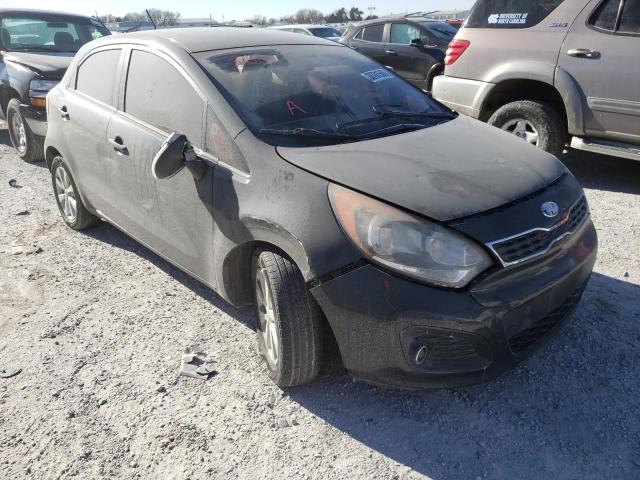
(45, 28, 597, 389)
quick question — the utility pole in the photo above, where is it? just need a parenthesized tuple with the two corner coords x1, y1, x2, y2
(367, 6, 376, 18)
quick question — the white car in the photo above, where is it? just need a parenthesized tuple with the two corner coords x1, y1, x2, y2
(269, 24, 342, 41)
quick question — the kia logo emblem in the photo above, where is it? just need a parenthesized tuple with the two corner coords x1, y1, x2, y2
(541, 201, 560, 218)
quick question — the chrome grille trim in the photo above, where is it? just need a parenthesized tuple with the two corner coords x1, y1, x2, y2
(486, 195, 589, 267)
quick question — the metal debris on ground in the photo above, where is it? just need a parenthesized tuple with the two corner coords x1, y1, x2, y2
(0, 368, 22, 379)
(8, 179, 22, 188)
(179, 354, 217, 380)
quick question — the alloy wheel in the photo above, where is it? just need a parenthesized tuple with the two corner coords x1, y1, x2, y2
(54, 166, 77, 224)
(501, 118, 540, 146)
(255, 265, 280, 370)
(10, 110, 27, 155)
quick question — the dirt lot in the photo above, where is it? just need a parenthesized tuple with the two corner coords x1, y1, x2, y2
(0, 121, 639, 480)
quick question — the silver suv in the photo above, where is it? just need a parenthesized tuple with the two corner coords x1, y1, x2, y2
(433, 0, 640, 160)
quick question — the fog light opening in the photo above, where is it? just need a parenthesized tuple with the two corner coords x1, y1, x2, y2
(415, 345, 428, 365)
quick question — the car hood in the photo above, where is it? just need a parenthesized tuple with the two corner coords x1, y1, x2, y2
(277, 116, 567, 222)
(3, 51, 74, 79)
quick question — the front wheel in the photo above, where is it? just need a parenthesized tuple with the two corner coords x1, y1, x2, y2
(6, 98, 44, 163)
(51, 156, 99, 230)
(488, 100, 566, 156)
(253, 250, 322, 387)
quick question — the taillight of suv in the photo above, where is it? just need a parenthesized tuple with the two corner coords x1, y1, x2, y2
(445, 39, 470, 66)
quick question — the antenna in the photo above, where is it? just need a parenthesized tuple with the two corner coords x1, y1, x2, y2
(146, 9, 157, 29)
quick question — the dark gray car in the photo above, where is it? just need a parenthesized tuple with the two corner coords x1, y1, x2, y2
(340, 15, 457, 90)
(0, 8, 109, 162)
(44, 28, 597, 389)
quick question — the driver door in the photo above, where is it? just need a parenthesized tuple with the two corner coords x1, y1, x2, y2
(112, 48, 215, 284)
(385, 23, 441, 86)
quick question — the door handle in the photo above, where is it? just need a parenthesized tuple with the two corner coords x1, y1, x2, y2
(108, 136, 128, 154)
(567, 48, 600, 59)
(58, 106, 69, 119)
(350, 45, 359, 51)
(385, 49, 398, 55)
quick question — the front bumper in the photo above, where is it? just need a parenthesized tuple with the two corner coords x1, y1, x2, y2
(432, 75, 494, 119)
(311, 219, 597, 389)
(18, 103, 47, 137)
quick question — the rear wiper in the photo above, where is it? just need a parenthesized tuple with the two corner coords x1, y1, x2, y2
(258, 127, 359, 140)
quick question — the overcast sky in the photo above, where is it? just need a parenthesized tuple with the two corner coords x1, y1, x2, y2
(1, 0, 475, 21)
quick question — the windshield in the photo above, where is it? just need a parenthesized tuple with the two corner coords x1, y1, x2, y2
(195, 45, 454, 146)
(0, 15, 109, 53)
(420, 22, 458, 42)
(308, 27, 342, 38)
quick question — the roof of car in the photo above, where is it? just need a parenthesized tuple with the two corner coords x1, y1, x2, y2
(271, 24, 334, 29)
(0, 8, 95, 19)
(96, 27, 339, 53)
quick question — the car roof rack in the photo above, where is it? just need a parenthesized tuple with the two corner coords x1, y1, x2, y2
(404, 11, 438, 18)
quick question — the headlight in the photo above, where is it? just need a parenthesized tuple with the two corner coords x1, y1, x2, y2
(29, 79, 59, 96)
(329, 184, 493, 288)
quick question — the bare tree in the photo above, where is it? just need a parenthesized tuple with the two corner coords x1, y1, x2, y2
(326, 8, 349, 23)
(146, 9, 181, 26)
(248, 15, 268, 27)
(292, 9, 325, 24)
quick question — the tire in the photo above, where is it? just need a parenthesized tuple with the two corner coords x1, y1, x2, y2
(51, 156, 99, 230)
(253, 250, 322, 387)
(488, 100, 566, 157)
(6, 98, 44, 163)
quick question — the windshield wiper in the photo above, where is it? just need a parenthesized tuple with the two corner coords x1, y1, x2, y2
(337, 109, 455, 131)
(9, 45, 72, 53)
(258, 127, 359, 140)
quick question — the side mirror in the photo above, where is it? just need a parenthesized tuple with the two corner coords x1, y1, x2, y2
(410, 38, 424, 49)
(152, 132, 189, 180)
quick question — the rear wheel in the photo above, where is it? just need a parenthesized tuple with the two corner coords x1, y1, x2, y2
(253, 250, 322, 387)
(6, 98, 44, 163)
(51, 156, 99, 230)
(488, 100, 566, 156)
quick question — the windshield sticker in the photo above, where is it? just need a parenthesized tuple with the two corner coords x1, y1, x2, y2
(488, 13, 529, 25)
(360, 68, 394, 83)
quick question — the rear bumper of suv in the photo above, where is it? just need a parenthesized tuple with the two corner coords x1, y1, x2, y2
(432, 75, 494, 119)
(311, 219, 597, 389)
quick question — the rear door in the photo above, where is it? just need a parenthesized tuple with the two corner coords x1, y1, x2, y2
(385, 22, 441, 85)
(60, 47, 125, 213)
(109, 47, 214, 282)
(558, 0, 640, 144)
(347, 23, 388, 64)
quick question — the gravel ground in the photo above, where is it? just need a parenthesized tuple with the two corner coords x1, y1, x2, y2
(0, 121, 639, 480)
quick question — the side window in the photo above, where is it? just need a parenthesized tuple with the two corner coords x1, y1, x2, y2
(353, 28, 364, 40)
(390, 23, 425, 44)
(619, 0, 640, 34)
(466, 0, 567, 29)
(125, 50, 204, 145)
(589, 0, 622, 31)
(293, 28, 310, 35)
(76, 49, 121, 106)
(361, 24, 384, 42)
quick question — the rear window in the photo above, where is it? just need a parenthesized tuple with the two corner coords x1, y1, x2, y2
(466, 0, 566, 29)
(308, 27, 341, 38)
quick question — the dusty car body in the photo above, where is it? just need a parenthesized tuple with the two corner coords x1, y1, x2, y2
(45, 28, 597, 389)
